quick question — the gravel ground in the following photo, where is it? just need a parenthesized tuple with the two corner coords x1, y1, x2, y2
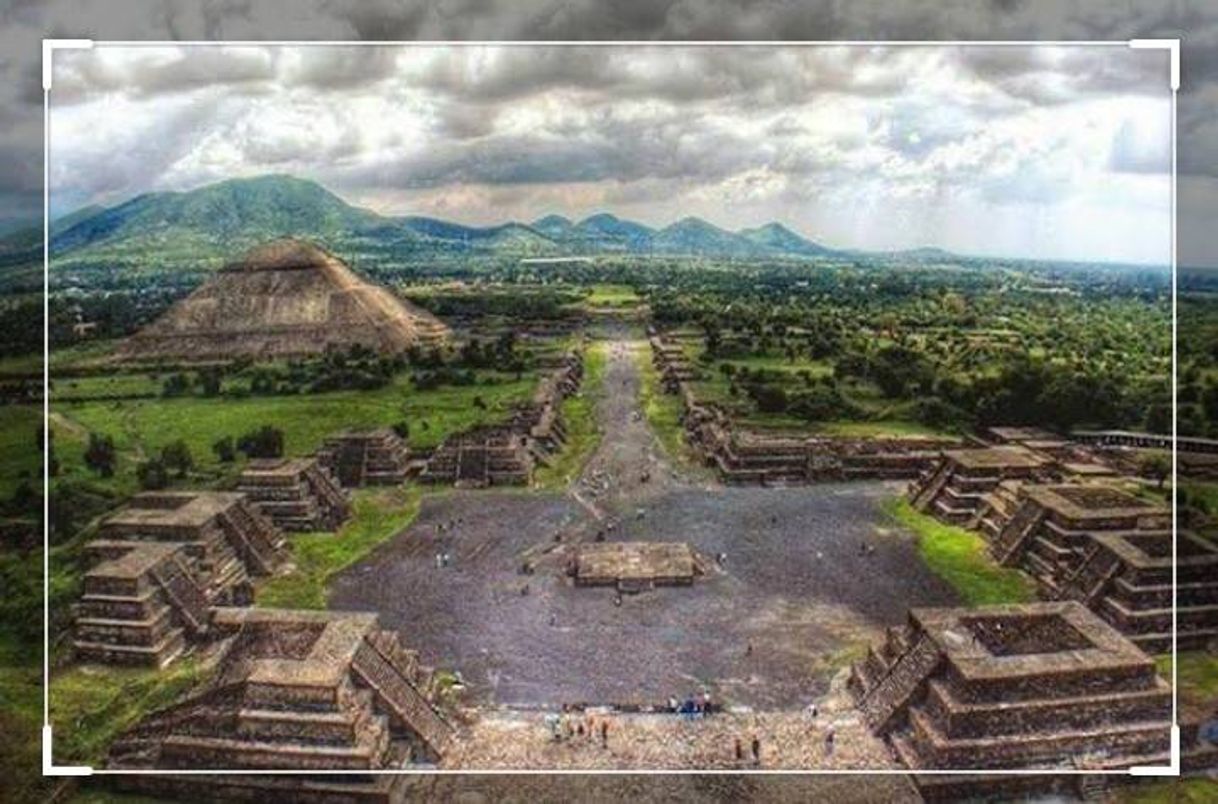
(330, 338, 960, 710)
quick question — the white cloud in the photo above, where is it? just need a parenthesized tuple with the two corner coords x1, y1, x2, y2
(47, 43, 1174, 264)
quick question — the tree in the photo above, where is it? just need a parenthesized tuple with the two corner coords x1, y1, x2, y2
(237, 425, 285, 459)
(212, 436, 236, 463)
(1138, 452, 1171, 490)
(197, 368, 223, 397)
(137, 458, 169, 490)
(160, 440, 194, 478)
(84, 433, 116, 478)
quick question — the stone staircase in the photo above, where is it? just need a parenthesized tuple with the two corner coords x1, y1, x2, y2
(911, 460, 952, 512)
(855, 632, 943, 734)
(351, 633, 454, 758)
(991, 499, 1046, 566)
(216, 503, 286, 576)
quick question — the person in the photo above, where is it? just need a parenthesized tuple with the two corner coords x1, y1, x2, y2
(751, 736, 761, 765)
(825, 726, 836, 757)
(745, 641, 753, 657)
(807, 703, 818, 719)
(668, 696, 679, 713)
(614, 594, 622, 607)
(734, 737, 744, 762)
(435, 552, 443, 569)
(600, 720, 609, 748)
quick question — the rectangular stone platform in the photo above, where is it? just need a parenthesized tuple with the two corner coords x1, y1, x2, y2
(108, 607, 456, 780)
(849, 602, 1171, 772)
(238, 457, 350, 532)
(318, 428, 412, 487)
(573, 542, 699, 591)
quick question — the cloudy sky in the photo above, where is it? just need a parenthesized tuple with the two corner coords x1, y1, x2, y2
(47, 43, 1172, 264)
(4, 1, 1215, 266)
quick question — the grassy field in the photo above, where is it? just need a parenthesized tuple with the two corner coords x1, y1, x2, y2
(50, 655, 208, 765)
(51, 369, 539, 494)
(883, 497, 1037, 606)
(584, 284, 641, 307)
(534, 342, 607, 489)
(257, 486, 425, 610)
(0, 404, 40, 498)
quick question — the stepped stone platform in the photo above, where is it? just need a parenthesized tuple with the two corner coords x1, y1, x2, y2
(650, 333, 701, 391)
(686, 406, 956, 486)
(98, 491, 288, 598)
(1056, 529, 1218, 653)
(72, 541, 209, 667)
(318, 428, 412, 487)
(908, 446, 1052, 524)
(570, 542, 703, 592)
(848, 602, 1172, 773)
(108, 608, 455, 799)
(419, 353, 584, 488)
(238, 457, 350, 532)
(420, 425, 533, 488)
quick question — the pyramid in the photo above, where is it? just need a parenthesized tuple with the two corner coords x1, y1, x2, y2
(117, 239, 450, 360)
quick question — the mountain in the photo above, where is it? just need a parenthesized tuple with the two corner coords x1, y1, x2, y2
(651, 216, 763, 257)
(51, 174, 380, 256)
(530, 214, 574, 239)
(40, 175, 855, 280)
(740, 222, 837, 258)
(570, 213, 655, 251)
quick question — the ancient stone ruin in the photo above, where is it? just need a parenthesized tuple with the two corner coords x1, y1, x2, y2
(420, 351, 584, 488)
(95, 491, 288, 594)
(317, 427, 413, 487)
(908, 446, 1053, 524)
(108, 608, 454, 798)
(73, 542, 209, 668)
(73, 491, 289, 667)
(237, 457, 351, 532)
(569, 541, 703, 593)
(649, 332, 701, 391)
(849, 602, 1172, 773)
(420, 425, 533, 488)
(686, 405, 957, 485)
(116, 239, 450, 361)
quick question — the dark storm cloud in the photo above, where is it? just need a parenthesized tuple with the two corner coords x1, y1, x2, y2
(53, 47, 278, 104)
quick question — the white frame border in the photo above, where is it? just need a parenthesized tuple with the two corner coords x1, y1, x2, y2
(41, 37, 1181, 779)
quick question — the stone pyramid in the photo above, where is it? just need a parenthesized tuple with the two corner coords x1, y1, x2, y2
(117, 239, 450, 360)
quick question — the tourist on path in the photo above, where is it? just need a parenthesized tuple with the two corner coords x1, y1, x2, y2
(751, 736, 761, 765)
(734, 737, 744, 762)
(825, 726, 836, 757)
(600, 720, 610, 748)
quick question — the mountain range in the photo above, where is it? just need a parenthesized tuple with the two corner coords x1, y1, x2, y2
(11, 175, 863, 271)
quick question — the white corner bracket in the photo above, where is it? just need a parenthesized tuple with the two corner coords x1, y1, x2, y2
(42, 38, 94, 90)
(43, 726, 93, 777)
(1129, 38, 1180, 91)
(1128, 725, 1181, 777)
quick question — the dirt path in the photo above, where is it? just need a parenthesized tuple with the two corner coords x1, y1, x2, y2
(570, 337, 687, 513)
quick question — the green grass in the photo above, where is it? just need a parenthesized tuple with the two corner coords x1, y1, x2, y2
(52, 370, 538, 495)
(585, 284, 641, 307)
(257, 486, 425, 609)
(883, 497, 1036, 606)
(1156, 651, 1218, 712)
(1111, 779, 1218, 804)
(50, 655, 208, 765)
(813, 419, 952, 438)
(637, 344, 699, 468)
(534, 343, 608, 489)
(0, 640, 45, 804)
(0, 405, 41, 498)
